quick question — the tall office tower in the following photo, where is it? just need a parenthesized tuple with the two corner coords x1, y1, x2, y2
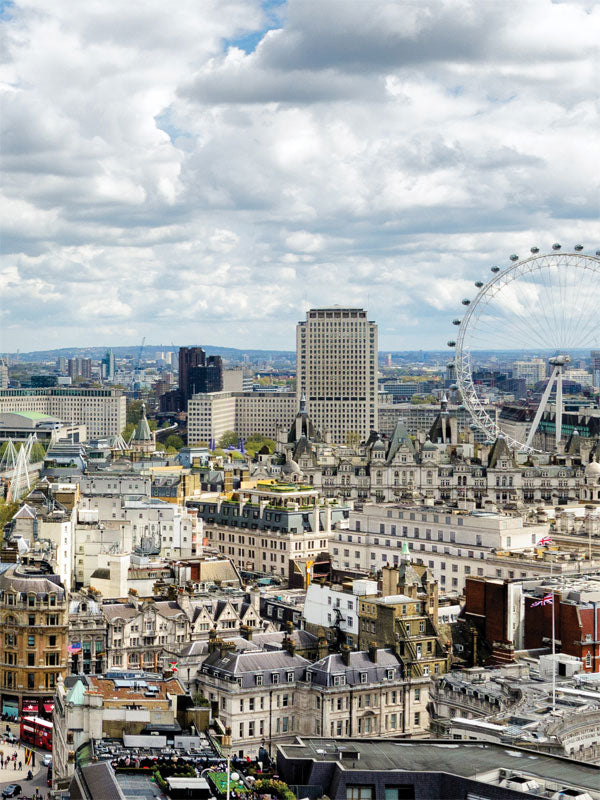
(592, 350, 600, 390)
(297, 307, 378, 444)
(101, 349, 115, 381)
(0, 359, 8, 389)
(179, 347, 223, 402)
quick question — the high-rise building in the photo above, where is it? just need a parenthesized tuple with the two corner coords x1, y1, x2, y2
(513, 358, 546, 386)
(296, 307, 378, 444)
(67, 357, 92, 380)
(101, 349, 115, 381)
(0, 359, 8, 389)
(592, 350, 600, 390)
(179, 346, 223, 400)
(160, 347, 224, 413)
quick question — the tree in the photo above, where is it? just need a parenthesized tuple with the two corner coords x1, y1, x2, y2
(164, 434, 184, 451)
(217, 430, 239, 449)
(122, 422, 136, 441)
(30, 442, 47, 462)
(245, 434, 276, 458)
(126, 399, 144, 425)
(0, 500, 20, 530)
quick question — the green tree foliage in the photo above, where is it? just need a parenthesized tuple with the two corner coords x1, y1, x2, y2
(0, 500, 20, 530)
(217, 430, 239, 449)
(30, 442, 47, 462)
(245, 433, 276, 458)
(164, 434, 184, 450)
(0, 441, 46, 461)
(126, 399, 144, 425)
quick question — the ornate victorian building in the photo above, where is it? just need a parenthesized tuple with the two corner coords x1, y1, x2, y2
(263, 400, 600, 511)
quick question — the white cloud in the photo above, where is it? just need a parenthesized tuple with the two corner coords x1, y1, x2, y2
(1, 0, 598, 352)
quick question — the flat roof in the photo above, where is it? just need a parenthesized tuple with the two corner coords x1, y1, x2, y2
(2, 410, 59, 421)
(278, 738, 600, 794)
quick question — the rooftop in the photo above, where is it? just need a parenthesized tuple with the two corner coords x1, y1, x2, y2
(278, 738, 600, 796)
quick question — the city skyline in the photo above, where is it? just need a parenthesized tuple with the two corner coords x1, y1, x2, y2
(1, 0, 598, 353)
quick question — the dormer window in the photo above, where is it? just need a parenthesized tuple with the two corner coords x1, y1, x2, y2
(271, 672, 280, 684)
(360, 672, 368, 684)
(255, 674, 263, 686)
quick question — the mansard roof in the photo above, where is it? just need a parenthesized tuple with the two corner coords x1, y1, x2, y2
(386, 419, 415, 464)
(487, 434, 514, 469)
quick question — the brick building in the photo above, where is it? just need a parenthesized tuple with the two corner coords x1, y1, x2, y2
(465, 573, 600, 671)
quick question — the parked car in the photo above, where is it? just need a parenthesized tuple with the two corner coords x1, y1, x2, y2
(1, 785, 22, 798)
(42, 754, 52, 767)
(4, 732, 17, 744)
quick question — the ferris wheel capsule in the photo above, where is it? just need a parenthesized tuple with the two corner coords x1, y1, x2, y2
(452, 250, 600, 454)
(452, 319, 461, 326)
(447, 340, 456, 347)
(461, 299, 471, 306)
(474, 281, 484, 288)
(552, 243, 561, 250)
(530, 246, 539, 253)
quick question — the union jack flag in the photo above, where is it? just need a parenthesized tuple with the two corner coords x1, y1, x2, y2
(531, 593, 553, 607)
(537, 536, 552, 546)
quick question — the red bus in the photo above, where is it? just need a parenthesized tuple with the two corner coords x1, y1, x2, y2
(20, 716, 52, 751)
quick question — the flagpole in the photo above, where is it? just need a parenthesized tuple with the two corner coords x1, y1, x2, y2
(551, 589, 556, 713)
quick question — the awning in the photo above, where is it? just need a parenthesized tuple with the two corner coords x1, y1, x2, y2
(43, 703, 54, 714)
(23, 703, 38, 713)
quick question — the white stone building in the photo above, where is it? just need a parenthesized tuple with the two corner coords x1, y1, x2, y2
(332, 504, 553, 594)
(0, 387, 126, 438)
(296, 307, 378, 444)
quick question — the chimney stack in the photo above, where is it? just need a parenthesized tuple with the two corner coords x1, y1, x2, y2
(240, 624, 253, 641)
(341, 644, 351, 667)
(368, 643, 378, 663)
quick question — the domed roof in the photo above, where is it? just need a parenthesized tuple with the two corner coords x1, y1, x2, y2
(585, 458, 600, 480)
(281, 459, 301, 475)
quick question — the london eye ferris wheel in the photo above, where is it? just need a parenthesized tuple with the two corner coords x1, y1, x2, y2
(448, 245, 600, 453)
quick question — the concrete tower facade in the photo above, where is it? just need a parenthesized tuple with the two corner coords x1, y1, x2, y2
(296, 307, 378, 444)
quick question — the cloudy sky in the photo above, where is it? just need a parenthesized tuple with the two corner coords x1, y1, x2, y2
(1, 0, 598, 354)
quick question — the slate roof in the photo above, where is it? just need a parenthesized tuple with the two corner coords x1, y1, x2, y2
(0, 564, 65, 597)
(386, 419, 415, 464)
(132, 405, 152, 442)
(487, 434, 514, 468)
(102, 603, 139, 621)
(201, 648, 310, 687)
(75, 762, 125, 800)
(307, 648, 404, 687)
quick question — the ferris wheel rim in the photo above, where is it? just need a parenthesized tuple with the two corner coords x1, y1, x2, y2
(453, 251, 600, 453)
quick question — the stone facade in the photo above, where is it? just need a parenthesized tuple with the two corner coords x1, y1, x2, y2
(0, 561, 68, 717)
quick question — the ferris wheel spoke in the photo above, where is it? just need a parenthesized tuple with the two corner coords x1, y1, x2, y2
(455, 251, 600, 453)
(567, 267, 600, 348)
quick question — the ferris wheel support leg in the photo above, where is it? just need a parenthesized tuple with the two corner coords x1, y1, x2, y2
(555, 368, 563, 447)
(525, 366, 558, 450)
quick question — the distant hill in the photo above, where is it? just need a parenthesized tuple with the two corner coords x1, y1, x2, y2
(7, 345, 590, 365)
(6, 345, 296, 363)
